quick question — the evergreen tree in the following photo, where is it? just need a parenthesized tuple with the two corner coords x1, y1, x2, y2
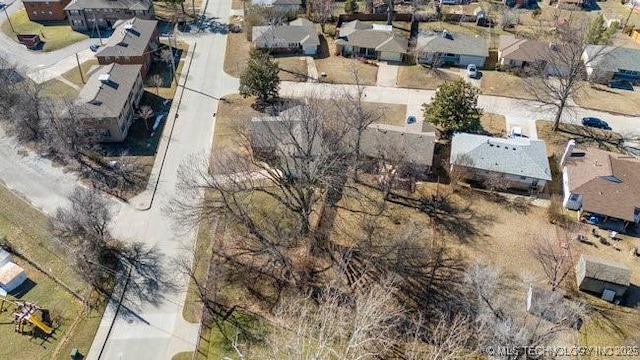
(422, 79, 482, 135)
(239, 50, 281, 108)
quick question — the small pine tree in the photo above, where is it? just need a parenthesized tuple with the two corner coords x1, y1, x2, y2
(585, 14, 615, 45)
(422, 79, 482, 135)
(239, 50, 281, 108)
(344, 0, 358, 14)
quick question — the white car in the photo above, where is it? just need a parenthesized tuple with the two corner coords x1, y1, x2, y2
(466, 64, 478, 79)
(509, 126, 528, 138)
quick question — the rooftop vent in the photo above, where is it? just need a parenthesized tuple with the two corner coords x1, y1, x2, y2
(98, 74, 110, 83)
(124, 23, 134, 31)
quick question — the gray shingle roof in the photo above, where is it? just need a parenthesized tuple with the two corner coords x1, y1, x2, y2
(76, 63, 142, 119)
(252, 0, 301, 6)
(360, 123, 436, 167)
(417, 30, 489, 58)
(96, 18, 157, 58)
(65, 0, 152, 11)
(578, 255, 630, 287)
(584, 45, 640, 73)
(336, 22, 408, 54)
(450, 133, 552, 181)
(252, 19, 320, 48)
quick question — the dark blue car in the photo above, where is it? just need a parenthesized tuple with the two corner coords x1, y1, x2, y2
(581, 117, 611, 130)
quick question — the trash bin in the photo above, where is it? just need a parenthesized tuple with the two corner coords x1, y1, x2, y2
(70, 348, 79, 359)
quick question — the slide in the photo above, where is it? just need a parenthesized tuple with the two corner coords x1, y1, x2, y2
(27, 315, 53, 335)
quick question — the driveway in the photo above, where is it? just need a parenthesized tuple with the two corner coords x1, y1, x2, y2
(0, 1, 99, 82)
(376, 61, 398, 87)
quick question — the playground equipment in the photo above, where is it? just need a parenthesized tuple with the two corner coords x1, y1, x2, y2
(1, 298, 53, 335)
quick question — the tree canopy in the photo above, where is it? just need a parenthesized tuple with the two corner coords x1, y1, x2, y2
(239, 50, 281, 108)
(585, 14, 615, 45)
(422, 79, 482, 135)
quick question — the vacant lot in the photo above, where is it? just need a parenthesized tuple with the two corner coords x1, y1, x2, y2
(397, 65, 459, 90)
(0, 185, 103, 359)
(1, 10, 88, 52)
(536, 120, 624, 156)
(481, 71, 538, 100)
(574, 83, 640, 116)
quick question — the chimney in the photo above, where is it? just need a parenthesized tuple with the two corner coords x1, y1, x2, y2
(560, 139, 576, 166)
(98, 74, 110, 84)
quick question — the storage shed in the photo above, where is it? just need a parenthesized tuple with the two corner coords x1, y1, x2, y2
(0, 249, 27, 296)
(526, 286, 582, 329)
(575, 255, 629, 300)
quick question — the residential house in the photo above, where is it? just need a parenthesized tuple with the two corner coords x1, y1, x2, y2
(560, 140, 640, 230)
(498, 34, 569, 76)
(75, 63, 144, 142)
(23, 0, 71, 21)
(95, 18, 159, 76)
(336, 21, 408, 62)
(575, 255, 629, 301)
(416, 30, 489, 68)
(64, 0, 154, 32)
(251, 0, 302, 13)
(526, 286, 582, 329)
(449, 133, 552, 192)
(359, 120, 438, 176)
(582, 45, 640, 84)
(252, 18, 320, 55)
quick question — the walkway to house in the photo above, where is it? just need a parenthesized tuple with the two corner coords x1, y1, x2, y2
(306, 57, 319, 82)
(376, 61, 398, 87)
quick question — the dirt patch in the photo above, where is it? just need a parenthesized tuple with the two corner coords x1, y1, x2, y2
(536, 120, 624, 157)
(481, 113, 506, 137)
(574, 83, 640, 116)
(397, 65, 459, 90)
(480, 71, 537, 100)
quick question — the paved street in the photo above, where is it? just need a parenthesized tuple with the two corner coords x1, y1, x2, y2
(0, 1, 99, 82)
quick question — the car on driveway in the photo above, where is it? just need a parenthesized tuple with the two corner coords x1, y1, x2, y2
(466, 64, 478, 79)
(581, 117, 611, 130)
(509, 126, 528, 138)
(608, 80, 634, 91)
(90, 44, 100, 52)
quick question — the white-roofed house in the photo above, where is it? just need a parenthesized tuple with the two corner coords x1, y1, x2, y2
(416, 30, 489, 68)
(0, 249, 27, 296)
(335, 20, 408, 62)
(449, 133, 552, 193)
(251, 0, 302, 13)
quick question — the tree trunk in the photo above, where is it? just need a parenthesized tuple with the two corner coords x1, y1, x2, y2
(552, 100, 565, 131)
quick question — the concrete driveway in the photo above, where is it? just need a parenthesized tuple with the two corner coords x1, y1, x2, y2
(376, 61, 398, 87)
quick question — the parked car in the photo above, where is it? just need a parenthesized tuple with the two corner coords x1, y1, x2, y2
(581, 117, 611, 130)
(509, 126, 528, 138)
(407, 115, 417, 124)
(608, 80, 634, 91)
(90, 44, 100, 52)
(466, 64, 478, 79)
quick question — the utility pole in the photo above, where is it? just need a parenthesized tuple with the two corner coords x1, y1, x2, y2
(93, 13, 103, 45)
(624, 1, 638, 30)
(3, 6, 15, 33)
(75, 53, 85, 84)
(169, 38, 178, 86)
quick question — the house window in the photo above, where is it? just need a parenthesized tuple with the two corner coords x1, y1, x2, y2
(124, 56, 130, 61)
(41, 11, 45, 14)
(33, 11, 37, 15)
(520, 176, 527, 180)
(570, 194, 579, 201)
(48, 11, 53, 15)
(45, 1, 49, 5)
(104, 56, 111, 61)
(70, 10, 80, 15)
(72, 19, 84, 26)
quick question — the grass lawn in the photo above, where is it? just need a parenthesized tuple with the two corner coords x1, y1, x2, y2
(231, 0, 247, 10)
(276, 56, 308, 82)
(41, 79, 79, 99)
(536, 120, 624, 156)
(397, 64, 459, 90)
(1, 9, 88, 52)
(363, 103, 407, 127)
(0, 184, 104, 359)
(61, 59, 99, 88)
(223, 32, 250, 78)
(481, 113, 506, 137)
(574, 82, 640, 116)
(182, 219, 215, 323)
(480, 71, 537, 100)
(315, 36, 378, 86)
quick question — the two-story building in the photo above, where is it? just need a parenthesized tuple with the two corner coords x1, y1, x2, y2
(95, 17, 158, 76)
(23, 0, 72, 21)
(75, 63, 144, 142)
(64, 0, 154, 31)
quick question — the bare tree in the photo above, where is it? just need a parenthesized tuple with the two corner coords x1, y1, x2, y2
(524, 17, 600, 131)
(405, 312, 476, 360)
(309, 0, 335, 33)
(149, 74, 164, 95)
(43, 99, 92, 162)
(265, 277, 404, 359)
(137, 105, 155, 131)
(529, 234, 572, 291)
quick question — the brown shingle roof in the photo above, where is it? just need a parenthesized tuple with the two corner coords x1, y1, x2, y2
(499, 35, 550, 63)
(360, 123, 436, 167)
(565, 147, 640, 222)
